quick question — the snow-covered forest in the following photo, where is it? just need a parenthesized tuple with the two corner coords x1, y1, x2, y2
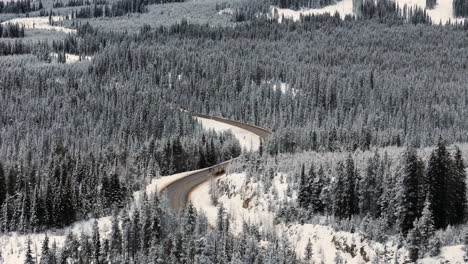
(0, 0, 467, 263)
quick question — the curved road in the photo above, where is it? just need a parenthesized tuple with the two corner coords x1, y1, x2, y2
(162, 114, 271, 213)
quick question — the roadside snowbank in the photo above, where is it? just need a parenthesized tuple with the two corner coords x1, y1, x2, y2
(1, 16, 76, 34)
(196, 116, 260, 152)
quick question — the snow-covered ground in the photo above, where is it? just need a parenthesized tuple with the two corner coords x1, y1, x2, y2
(195, 116, 260, 152)
(273, 0, 354, 21)
(1, 16, 76, 34)
(272, 0, 465, 24)
(190, 170, 467, 263)
(0, 216, 112, 264)
(271, 81, 298, 96)
(49, 53, 93, 64)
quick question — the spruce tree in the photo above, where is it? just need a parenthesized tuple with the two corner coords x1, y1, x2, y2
(406, 224, 421, 263)
(304, 238, 313, 260)
(415, 197, 435, 256)
(40, 234, 50, 264)
(25, 237, 34, 264)
(310, 165, 324, 214)
(426, 137, 452, 229)
(110, 209, 123, 257)
(91, 219, 101, 264)
(396, 147, 422, 234)
(452, 147, 466, 225)
(0, 163, 6, 206)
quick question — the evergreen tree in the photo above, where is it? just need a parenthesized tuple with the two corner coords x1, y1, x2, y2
(0, 163, 6, 206)
(304, 238, 313, 261)
(415, 197, 435, 256)
(451, 147, 466, 224)
(426, 137, 452, 229)
(40, 234, 50, 264)
(406, 225, 421, 263)
(25, 237, 35, 264)
(397, 147, 423, 234)
(91, 219, 101, 264)
(110, 209, 123, 257)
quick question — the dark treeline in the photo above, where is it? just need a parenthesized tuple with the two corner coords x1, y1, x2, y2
(274, 138, 466, 261)
(454, 0, 468, 17)
(270, 0, 336, 9)
(426, 0, 437, 9)
(53, 0, 106, 8)
(24, 197, 299, 264)
(0, 23, 25, 38)
(352, 0, 431, 24)
(0, 0, 42, 14)
(0, 39, 31, 55)
(74, 0, 185, 18)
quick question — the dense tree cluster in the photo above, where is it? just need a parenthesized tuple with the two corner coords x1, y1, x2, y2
(72, 0, 185, 18)
(0, 39, 30, 55)
(271, 139, 466, 261)
(0, 23, 25, 38)
(0, 0, 42, 14)
(352, 0, 431, 24)
(426, 0, 437, 9)
(25, 196, 299, 264)
(271, 0, 335, 10)
(53, 0, 105, 8)
(293, 139, 466, 229)
(454, 0, 468, 17)
(69, 18, 468, 153)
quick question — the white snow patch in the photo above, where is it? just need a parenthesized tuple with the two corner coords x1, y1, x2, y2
(218, 8, 234, 15)
(272, 0, 466, 24)
(419, 245, 467, 263)
(190, 168, 467, 263)
(272, 0, 354, 22)
(196, 116, 260, 152)
(49, 53, 93, 64)
(272, 82, 297, 95)
(1, 16, 76, 34)
(0, 217, 111, 264)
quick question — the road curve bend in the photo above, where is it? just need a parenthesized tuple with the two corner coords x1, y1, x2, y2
(161, 114, 271, 213)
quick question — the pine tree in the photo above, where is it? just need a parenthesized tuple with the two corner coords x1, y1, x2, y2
(110, 209, 123, 257)
(25, 237, 35, 264)
(309, 164, 324, 214)
(343, 155, 358, 217)
(0, 162, 6, 206)
(49, 241, 57, 264)
(406, 224, 421, 263)
(91, 219, 101, 264)
(426, 137, 452, 229)
(396, 147, 422, 234)
(451, 147, 466, 225)
(304, 238, 313, 260)
(40, 234, 50, 264)
(415, 197, 435, 256)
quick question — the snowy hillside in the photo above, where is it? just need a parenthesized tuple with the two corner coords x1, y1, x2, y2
(190, 143, 468, 263)
(1, 16, 76, 34)
(273, 0, 465, 24)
